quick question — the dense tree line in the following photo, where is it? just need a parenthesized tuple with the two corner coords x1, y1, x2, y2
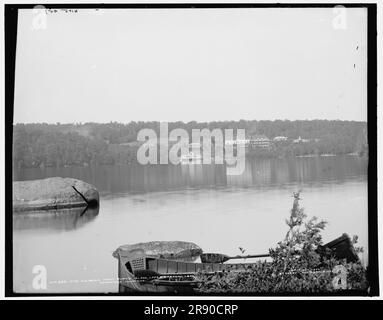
(13, 120, 367, 168)
(13, 125, 109, 168)
(249, 132, 367, 158)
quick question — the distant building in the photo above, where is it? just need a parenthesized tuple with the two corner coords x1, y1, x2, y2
(237, 139, 250, 146)
(225, 139, 250, 146)
(273, 136, 288, 142)
(293, 136, 310, 143)
(249, 135, 270, 148)
(189, 142, 201, 149)
(224, 140, 235, 145)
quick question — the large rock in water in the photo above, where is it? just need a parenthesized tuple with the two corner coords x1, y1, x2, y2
(13, 177, 99, 212)
(113, 241, 203, 260)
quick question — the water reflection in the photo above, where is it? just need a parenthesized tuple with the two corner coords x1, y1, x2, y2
(13, 206, 99, 231)
(227, 156, 367, 187)
(13, 156, 367, 194)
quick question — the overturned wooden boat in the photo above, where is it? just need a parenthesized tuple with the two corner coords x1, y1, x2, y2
(114, 234, 359, 293)
(115, 249, 258, 293)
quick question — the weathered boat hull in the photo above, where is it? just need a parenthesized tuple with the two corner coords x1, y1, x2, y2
(115, 235, 359, 293)
(116, 252, 256, 293)
(117, 254, 199, 293)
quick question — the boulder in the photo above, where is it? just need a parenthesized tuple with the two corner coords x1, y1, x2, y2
(13, 177, 99, 212)
(113, 241, 203, 260)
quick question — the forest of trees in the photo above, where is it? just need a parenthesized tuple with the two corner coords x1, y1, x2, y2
(12, 120, 368, 169)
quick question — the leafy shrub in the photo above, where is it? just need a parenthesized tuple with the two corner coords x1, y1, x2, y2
(196, 192, 368, 293)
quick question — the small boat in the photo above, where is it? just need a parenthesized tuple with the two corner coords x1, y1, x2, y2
(115, 251, 258, 293)
(114, 234, 359, 293)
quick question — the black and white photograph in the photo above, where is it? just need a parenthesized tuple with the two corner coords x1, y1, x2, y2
(4, 2, 379, 299)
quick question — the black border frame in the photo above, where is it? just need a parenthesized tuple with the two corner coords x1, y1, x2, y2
(4, 3, 378, 298)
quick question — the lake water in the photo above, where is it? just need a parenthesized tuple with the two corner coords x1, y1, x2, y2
(12, 155, 368, 293)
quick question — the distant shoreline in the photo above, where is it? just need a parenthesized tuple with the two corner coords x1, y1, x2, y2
(12, 153, 367, 172)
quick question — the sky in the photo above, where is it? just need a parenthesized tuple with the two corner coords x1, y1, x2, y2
(14, 8, 367, 123)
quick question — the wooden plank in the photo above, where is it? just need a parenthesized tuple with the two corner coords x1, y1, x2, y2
(186, 263, 196, 273)
(195, 263, 203, 272)
(206, 263, 214, 272)
(167, 260, 178, 274)
(177, 262, 187, 273)
(146, 258, 259, 276)
(147, 259, 158, 272)
(158, 259, 168, 274)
